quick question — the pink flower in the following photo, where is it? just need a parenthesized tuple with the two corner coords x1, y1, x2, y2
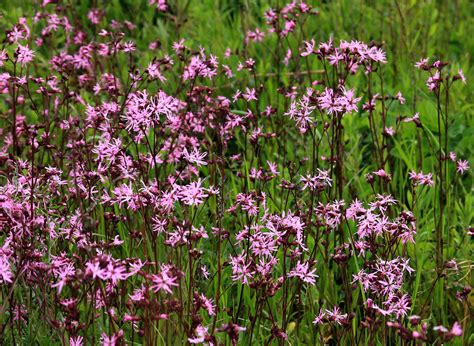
(197, 293, 216, 316)
(288, 261, 318, 285)
(317, 88, 342, 115)
(449, 152, 457, 162)
(147, 62, 166, 82)
(367, 46, 387, 63)
(267, 161, 279, 175)
(70, 336, 84, 346)
(403, 112, 420, 124)
(0, 50, 7, 67)
(326, 306, 348, 324)
(285, 94, 315, 133)
(150, 0, 168, 11)
(246, 28, 265, 43)
(250, 232, 277, 257)
(313, 307, 348, 325)
(149, 265, 179, 293)
(301, 39, 315, 57)
(300, 169, 332, 191)
(101, 330, 123, 346)
(0, 256, 13, 283)
(409, 171, 434, 187)
(384, 127, 396, 136)
(51, 263, 75, 293)
(122, 41, 136, 53)
(178, 179, 209, 206)
(426, 70, 441, 91)
(458, 69, 466, 84)
(396, 91, 405, 104)
(106, 263, 128, 285)
(16, 44, 35, 66)
(242, 88, 257, 102)
(85, 260, 106, 280)
(313, 310, 325, 325)
(328, 49, 344, 66)
(450, 321, 462, 336)
(283, 49, 292, 66)
(456, 159, 469, 174)
(373, 169, 392, 181)
(188, 325, 209, 344)
(183, 148, 208, 166)
(229, 252, 254, 285)
(414, 57, 429, 69)
(87, 9, 102, 24)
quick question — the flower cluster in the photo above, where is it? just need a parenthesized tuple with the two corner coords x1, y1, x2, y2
(0, 1, 469, 345)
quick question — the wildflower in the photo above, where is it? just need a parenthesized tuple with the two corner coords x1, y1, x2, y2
(426, 70, 441, 91)
(178, 179, 209, 206)
(51, 263, 75, 293)
(87, 9, 102, 24)
(301, 39, 315, 57)
(229, 252, 254, 285)
(313, 310, 325, 325)
(16, 44, 35, 66)
(197, 293, 216, 316)
(188, 325, 209, 344)
(285, 94, 315, 133)
(0, 256, 13, 283)
(267, 161, 279, 175)
(281, 20, 296, 36)
(150, 0, 168, 11)
(106, 263, 128, 285)
(183, 148, 208, 166)
(339, 88, 362, 113)
(328, 49, 344, 66)
(414, 57, 429, 69)
(300, 169, 332, 191)
(0, 50, 7, 67)
(457, 69, 466, 84)
(200, 265, 210, 279)
(250, 232, 277, 257)
(288, 261, 318, 285)
(151, 217, 168, 234)
(433, 325, 449, 333)
(149, 266, 179, 294)
(445, 259, 459, 271)
(373, 169, 392, 181)
(456, 159, 469, 174)
(315, 200, 345, 229)
(283, 48, 292, 66)
(403, 112, 420, 124)
(313, 307, 348, 325)
(147, 62, 166, 82)
(409, 171, 434, 186)
(101, 330, 123, 346)
(242, 88, 257, 102)
(122, 41, 136, 53)
(450, 321, 462, 336)
(396, 91, 405, 104)
(246, 28, 265, 43)
(326, 306, 348, 324)
(70, 336, 84, 346)
(85, 260, 105, 280)
(384, 127, 396, 136)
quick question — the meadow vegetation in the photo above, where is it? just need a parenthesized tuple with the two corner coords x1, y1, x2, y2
(0, 0, 472, 345)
